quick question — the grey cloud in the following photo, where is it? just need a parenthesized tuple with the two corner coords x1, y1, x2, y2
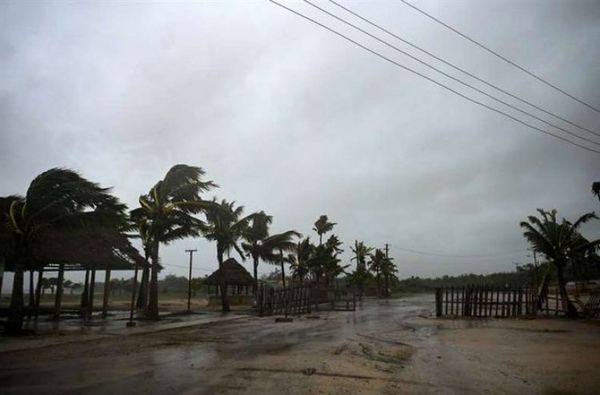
(1, 0, 599, 284)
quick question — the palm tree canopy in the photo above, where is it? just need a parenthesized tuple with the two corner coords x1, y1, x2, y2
(313, 215, 336, 237)
(351, 240, 373, 267)
(368, 249, 386, 273)
(593, 182, 600, 201)
(0, 168, 132, 270)
(520, 209, 598, 264)
(203, 199, 254, 260)
(131, 164, 217, 246)
(244, 211, 273, 244)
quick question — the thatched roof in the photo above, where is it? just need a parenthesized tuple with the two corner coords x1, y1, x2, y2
(28, 227, 146, 271)
(204, 258, 254, 286)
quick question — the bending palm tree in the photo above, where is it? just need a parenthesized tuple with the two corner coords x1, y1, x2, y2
(368, 249, 386, 297)
(351, 240, 373, 270)
(241, 211, 273, 292)
(520, 209, 599, 317)
(289, 237, 314, 284)
(313, 215, 336, 245)
(131, 165, 216, 319)
(0, 168, 128, 334)
(263, 230, 301, 289)
(203, 200, 254, 312)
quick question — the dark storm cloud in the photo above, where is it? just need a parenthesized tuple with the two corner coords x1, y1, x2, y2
(1, 0, 599, 284)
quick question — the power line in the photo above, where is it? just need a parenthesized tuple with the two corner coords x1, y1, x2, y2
(304, 0, 600, 146)
(391, 245, 528, 259)
(398, 0, 600, 114)
(328, 0, 600, 139)
(268, 1, 600, 154)
(162, 262, 213, 273)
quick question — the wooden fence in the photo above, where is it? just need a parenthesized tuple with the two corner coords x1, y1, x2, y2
(311, 286, 357, 312)
(435, 285, 537, 318)
(257, 284, 311, 317)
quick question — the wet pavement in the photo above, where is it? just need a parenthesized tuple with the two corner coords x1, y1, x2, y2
(2, 294, 598, 394)
(0, 295, 435, 394)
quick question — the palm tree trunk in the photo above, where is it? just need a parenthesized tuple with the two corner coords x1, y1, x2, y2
(28, 270, 35, 309)
(136, 265, 149, 309)
(253, 255, 259, 296)
(146, 241, 160, 319)
(376, 268, 381, 298)
(556, 262, 578, 317)
(384, 272, 390, 298)
(280, 262, 286, 289)
(218, 247, 230, 312)
(6, 261, 25, 335)
(53, 264, 65, 320)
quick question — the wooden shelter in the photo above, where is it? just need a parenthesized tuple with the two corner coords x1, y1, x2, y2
(2, 227, 146, 320)
(205, 258, 254, 306)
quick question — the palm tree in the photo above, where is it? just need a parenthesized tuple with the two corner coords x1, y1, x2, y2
(241, 211, 273, 292)
(351, 240, 373, 270)
(0, 168, 128, 334)
(264, 231, 301, 289)
(203, 199, 253, 312)
(130, 165, 216, 319)
(289, 237, 314, 284)
(350, 241, 373, 297)
(520, 209, 599, 317)
(313, 215, 336, 245)
(132, 217, 153, 310)
(380, 255, 397, 297)
(368, 249, 386, 297)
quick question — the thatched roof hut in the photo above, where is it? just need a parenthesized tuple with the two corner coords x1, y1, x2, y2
(204, 258, 254, 286)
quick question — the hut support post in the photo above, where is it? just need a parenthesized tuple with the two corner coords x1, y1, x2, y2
(127, 262, 140, 327)
(87, 269, 96, 319)
(53, 264, 65, 320)
(81, 269, 90, 310)
(35, 269, 43, 316)
(102, 269, 111, 318)
(28, 270, 35, 309)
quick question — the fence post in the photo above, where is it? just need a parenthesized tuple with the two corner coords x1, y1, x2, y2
(435, 288, 442, 317)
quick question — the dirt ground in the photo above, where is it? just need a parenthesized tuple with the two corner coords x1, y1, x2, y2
(1, 294, 599, 394)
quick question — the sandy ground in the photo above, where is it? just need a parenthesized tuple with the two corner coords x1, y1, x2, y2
(1, 294, 599, 394)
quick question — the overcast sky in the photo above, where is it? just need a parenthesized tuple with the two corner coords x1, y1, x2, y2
(1, 0, 599, 287)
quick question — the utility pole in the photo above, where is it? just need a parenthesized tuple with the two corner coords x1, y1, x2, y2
(384, 244, 390, 298)
(185, 249, 197, 313)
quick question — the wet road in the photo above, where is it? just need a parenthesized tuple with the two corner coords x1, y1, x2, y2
(4, 294, 598, 394)
(0, 295, 435, 395)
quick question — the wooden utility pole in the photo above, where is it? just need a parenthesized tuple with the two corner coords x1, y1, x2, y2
(384, 244, 390, 298)
(185, 249, 197, 313)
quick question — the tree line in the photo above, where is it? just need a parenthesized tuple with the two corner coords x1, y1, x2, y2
(0, 164, 397, 334)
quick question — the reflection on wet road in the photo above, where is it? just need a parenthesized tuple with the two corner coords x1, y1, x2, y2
(1, 295, 435, 394)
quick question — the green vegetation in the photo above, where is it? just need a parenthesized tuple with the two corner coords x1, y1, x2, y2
(520, 209, 599, 317)
(0, 168, 134, 334)
(130, 165, 216, 319)
(2, 166, 598, 333)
